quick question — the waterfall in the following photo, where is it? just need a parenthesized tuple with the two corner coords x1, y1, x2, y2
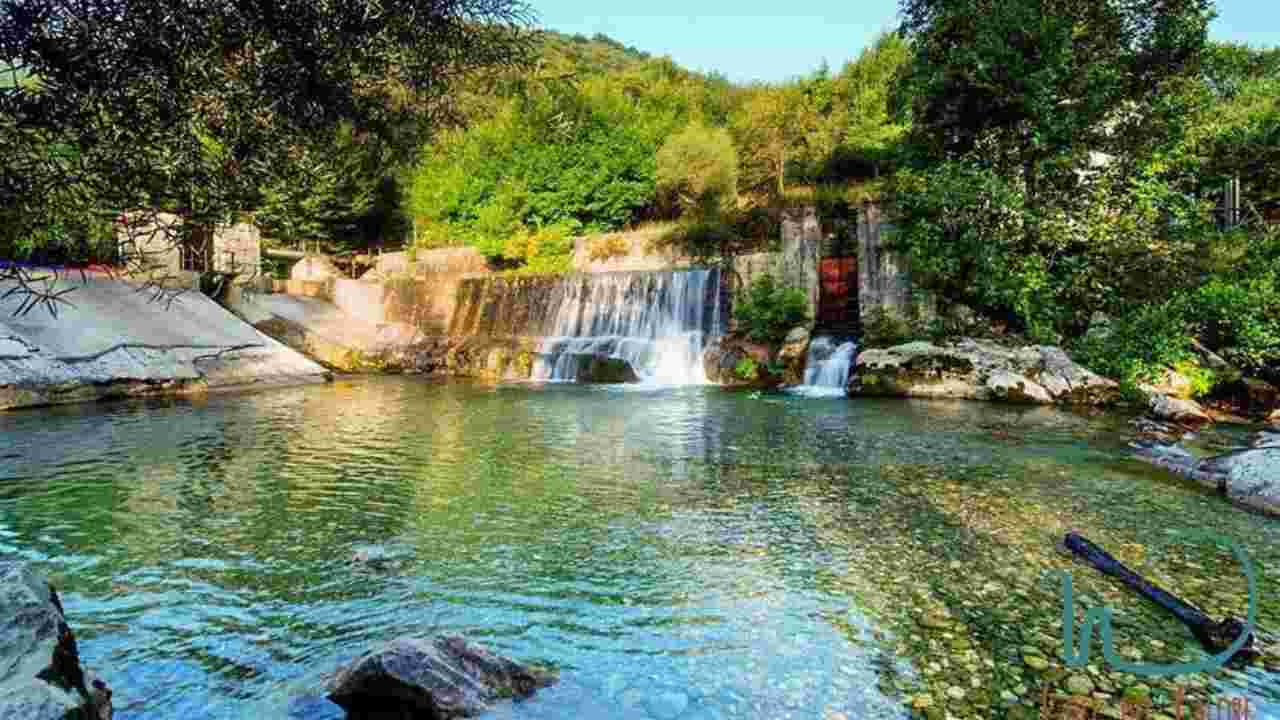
(788, 336, 858, 398)
(452, 269, 725, 385)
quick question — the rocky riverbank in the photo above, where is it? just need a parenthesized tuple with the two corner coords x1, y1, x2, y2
(0, 277, 330, 411)
(848, 339, 1121, 406)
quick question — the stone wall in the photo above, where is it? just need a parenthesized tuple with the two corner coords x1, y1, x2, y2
(779, 207, 823, 316)
(212, 223, 261, 275)
(116, 212, 263, 276)
(570, 226, 688, 273)
(855, 204, 932, 326)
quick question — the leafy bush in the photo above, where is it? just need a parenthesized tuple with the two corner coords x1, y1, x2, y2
(733, 274, 811, 345)
(734, 357, 759, 381)
(1184, 272, 1280, 372)
(1073, 266, 1280, 394)
(862, 307, 922, 348)
(587, 234, 631, 262)
(501, 224, 576, 276)
(1073, 301, 1194, 394)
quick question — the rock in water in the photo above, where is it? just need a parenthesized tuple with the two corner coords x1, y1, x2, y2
(0, 562, 113, 720)
(1143, 391, 1212, 427)
(327, 636, 556, 718)
(848, 339, 1119, 405)
(1131, 441, 1280, 516)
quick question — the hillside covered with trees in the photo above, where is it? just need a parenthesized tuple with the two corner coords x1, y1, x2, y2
(3, 0, 1279, 396)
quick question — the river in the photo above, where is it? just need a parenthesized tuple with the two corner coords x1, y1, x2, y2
(1, 377, 1277, 719)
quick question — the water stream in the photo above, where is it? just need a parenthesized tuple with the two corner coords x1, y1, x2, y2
(2, 379, 1278, 719)
(453, 270, 725, 385)
(787, 336, 858, 398)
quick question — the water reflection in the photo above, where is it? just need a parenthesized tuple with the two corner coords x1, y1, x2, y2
(0, 378, 1276, 719)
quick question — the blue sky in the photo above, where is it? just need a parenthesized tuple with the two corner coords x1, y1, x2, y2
(534, 0, 1279, 83)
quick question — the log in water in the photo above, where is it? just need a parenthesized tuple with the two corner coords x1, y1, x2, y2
(1063, 532, 1255, 660)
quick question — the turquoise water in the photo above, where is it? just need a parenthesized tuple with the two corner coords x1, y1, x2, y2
(1, 377, 1277, 719)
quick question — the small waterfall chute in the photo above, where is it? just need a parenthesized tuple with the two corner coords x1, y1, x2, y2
(787, 335, 857, 398)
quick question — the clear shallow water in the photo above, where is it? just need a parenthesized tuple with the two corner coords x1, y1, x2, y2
(1, 377, 1279, 719)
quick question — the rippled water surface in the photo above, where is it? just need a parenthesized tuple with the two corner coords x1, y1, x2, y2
(2, 377, 1279, 719)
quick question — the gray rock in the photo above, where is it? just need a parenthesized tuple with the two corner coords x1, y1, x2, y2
(1143, 391, 1212, 426)
(0, 562, 112, 720)
(782, 326, 811, 346)
(777, 327, 812, 386)
(849, 339, 1119, 406)
(1191, 339, 1232, 371)
(1206, 448, 1280, 515)
(326, 636, 556, 718)
(1132, 443, 1280, 516)
(0, 276, 328, 411)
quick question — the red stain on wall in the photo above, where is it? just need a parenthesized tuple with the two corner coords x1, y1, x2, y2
(818, 257, 857, 328)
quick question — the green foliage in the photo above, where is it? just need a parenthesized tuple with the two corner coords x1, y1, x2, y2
(899, 0, 1213, 163)
(733, 275, 811, 345)
(407, 67, 703, 265)
(1183, 272, 1280, 371)
(1, 0, 533, 281)
(862, 308, 922, 348)
(254, 123, 384, 254)
(656, 122, 738, 214)
(1175, 360, 1219, 399)
(734, 357, 760, 381)
(500, 224, 577, 275)
(1074, 252, 1280, 392)
(1074, 302, 1195, 394)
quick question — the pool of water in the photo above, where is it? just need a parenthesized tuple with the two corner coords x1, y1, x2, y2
(1, 377, 1278, 719)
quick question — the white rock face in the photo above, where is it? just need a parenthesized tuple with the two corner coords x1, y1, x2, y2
(849, 339, 1120, 405)
(0, 276, 328, 410)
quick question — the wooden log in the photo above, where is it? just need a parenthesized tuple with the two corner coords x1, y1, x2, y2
(1063, 532, 1254, 660)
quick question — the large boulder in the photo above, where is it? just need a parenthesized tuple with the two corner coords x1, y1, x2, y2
(0, 562, 112, 720)
(1132, 439, 1280, 516)
(776, 327, 811, 386)
(848, 339, 1120, 405)
(1143, 391, 1213, 427)
(703, 337, 780, 388)
(327, 636, 556, 719)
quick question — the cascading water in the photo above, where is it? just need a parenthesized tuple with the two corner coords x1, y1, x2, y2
(532, 270, 724, 384)
(788, 335, 858, 398)
(451, 269, 725, 385)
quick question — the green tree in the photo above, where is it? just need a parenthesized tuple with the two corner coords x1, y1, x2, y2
(656, 122, 739, 214)
(891, 0, 1217, 340)
(1, 0, 532, 308)
(731, 85, 810, 197)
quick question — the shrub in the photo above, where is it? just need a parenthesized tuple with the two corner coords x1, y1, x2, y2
(1073, 300, 1194, 395)
(1183, 272, 1280, 372)
(734, 357, 759, 381)
(733, 274, 811, 345)
(587, 234, 631, 262)
(862, 307, 921, 348)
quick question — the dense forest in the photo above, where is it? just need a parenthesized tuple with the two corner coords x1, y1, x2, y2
(2, 0, 1279, 391)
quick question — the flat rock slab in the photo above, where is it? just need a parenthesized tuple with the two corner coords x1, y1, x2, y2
(327, 636, 556, 719)
(0, 277, 327, 410)
(850, 339, 1119, 405)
